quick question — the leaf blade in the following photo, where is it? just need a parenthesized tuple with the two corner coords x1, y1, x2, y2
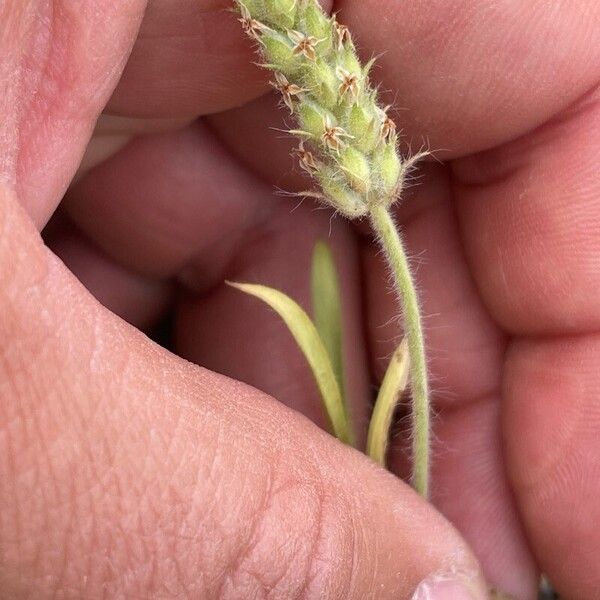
(228, 281, 354, 446)
(310, 241, 344, 395)
(367, 338, 410, 466)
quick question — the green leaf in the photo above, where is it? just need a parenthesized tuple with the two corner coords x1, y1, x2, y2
(367, 338, 410, 466)
(228, 281, 354, 446)
(310, 241, 344, 396)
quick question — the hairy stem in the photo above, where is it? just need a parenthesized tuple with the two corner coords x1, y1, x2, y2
(369, 203, 430, 498)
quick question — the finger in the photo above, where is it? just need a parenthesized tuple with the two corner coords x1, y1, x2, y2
(454, 86, 600, 336)
(209, 92, 310, 193)
(109, 0, 292, 117)
(107, 0, 333, 118)
(175, 200, 371, 443)
(75, 114, 195, 181)
(44, 215, 171, 330)
(504, 335, 600, 599)
(361, 164, 538, 597)
(1, 0, 146, 227)
(453, 87, 600, 596)
(65, 122, 275, 279)
(0, 184, 488, 599)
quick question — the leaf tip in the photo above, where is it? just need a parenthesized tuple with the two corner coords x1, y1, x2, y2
(225, 280, 250, 292)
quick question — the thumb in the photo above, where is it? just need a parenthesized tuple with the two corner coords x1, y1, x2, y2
(0, 186, 487, 598)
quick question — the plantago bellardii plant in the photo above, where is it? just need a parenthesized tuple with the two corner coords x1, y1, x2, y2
(233, 0, 430, 497)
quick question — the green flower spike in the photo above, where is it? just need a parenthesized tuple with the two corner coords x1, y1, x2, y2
(234, 0, 431, 498)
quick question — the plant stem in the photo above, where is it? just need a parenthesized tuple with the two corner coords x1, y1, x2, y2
(369, 203, 430, 498)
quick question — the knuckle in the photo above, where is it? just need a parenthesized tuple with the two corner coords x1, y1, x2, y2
(221, 469, 357, 600)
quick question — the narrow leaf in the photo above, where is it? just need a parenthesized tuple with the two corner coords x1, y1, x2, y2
(310, 241, 344, 395)
(228, 281, 354, 446)
(367, 338, 410, 466)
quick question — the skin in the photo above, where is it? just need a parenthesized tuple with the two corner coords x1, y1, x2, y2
(1, 0, 599, 598)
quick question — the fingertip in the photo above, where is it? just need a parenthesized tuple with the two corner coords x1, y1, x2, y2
(504, 334, 600, 597)
(278, 425, 487, 599)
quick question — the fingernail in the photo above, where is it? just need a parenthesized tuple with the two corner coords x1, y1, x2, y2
(412, 573, 487, 600)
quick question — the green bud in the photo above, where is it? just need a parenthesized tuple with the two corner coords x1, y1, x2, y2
(373, 141, 402, 197)
(337, 47, 362, 76)
(261, 30, 302, 76)
(264, 0, 297, 29)
(298, 100, 332, 138)
(338, 147, 371, 194)
(362, 56, 377, 79)
(235, 0, 413, 212)
(317, 169, 367, 218)
(239, 0, 267, 20)
(302, 59, 338, 110)
(347, 103, 379, 154)
(301, 1, 332, 49)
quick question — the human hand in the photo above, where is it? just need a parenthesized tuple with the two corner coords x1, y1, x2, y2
(0, 2, 492, 598)
(2, 1, 599, 598)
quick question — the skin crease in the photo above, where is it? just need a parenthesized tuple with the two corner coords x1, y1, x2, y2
(1, 0, 599, 598)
